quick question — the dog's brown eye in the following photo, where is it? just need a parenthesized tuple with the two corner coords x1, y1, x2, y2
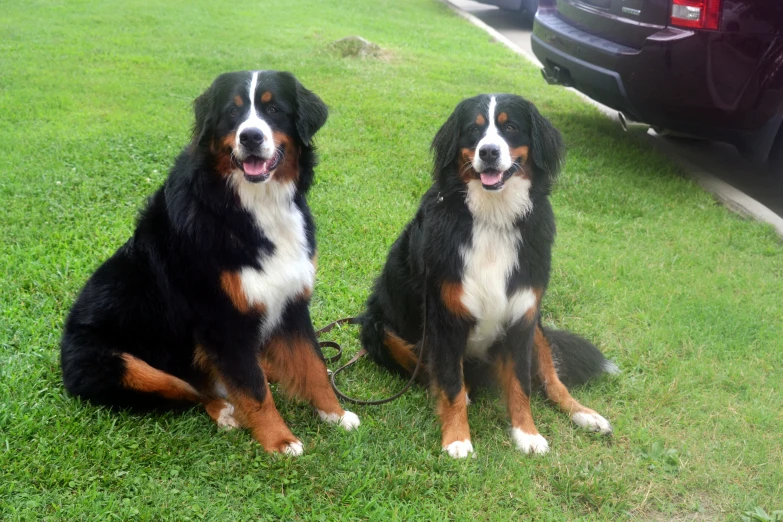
(268, 106, 278, 114)
(470, 126, 480, 135)
(505, 124, 517, 133)
(229, 107, 238, 117)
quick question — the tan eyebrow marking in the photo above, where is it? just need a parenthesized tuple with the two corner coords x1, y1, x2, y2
(498, 112, 508, 124)
(475, 114, 485, 126)
(234, 95, 244, 106)
(261, 91, 272, 103)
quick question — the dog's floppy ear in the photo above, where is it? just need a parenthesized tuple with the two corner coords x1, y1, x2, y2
(192, 82, 215, 146)
(280, 72, 328, 147)
(431, 100, 466, 178)
(528, 103, 565, 183)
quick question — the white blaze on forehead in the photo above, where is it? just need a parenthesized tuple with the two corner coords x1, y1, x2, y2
(235, 71, 275, 158)
(472, 95, 513, 173)
(487, 95, 498, 135)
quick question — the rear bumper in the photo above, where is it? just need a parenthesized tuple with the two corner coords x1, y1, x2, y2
(532, 30, 636, 116)
(532, 8, 783, 158)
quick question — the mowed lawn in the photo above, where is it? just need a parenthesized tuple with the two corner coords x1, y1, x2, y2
(1, 0, 782, 520)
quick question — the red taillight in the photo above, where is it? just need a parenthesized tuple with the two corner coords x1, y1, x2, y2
(671, 0, 721, 30)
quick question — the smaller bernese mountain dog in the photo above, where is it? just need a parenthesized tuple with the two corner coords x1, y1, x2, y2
(360, 94, 617, 458)
(60, 70, 359, 455)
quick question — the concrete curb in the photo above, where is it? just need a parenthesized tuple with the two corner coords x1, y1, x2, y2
(442, 0, 783, 238)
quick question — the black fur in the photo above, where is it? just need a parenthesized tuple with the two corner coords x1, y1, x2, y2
(60, 70, 329, 412)
(539, 327, 615, 388)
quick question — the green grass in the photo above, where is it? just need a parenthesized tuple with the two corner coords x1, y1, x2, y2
(1, 0, 782, 520)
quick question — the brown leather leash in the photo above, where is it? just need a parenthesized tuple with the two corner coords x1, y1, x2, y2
(315, 310, 427, 406)
(316, 236, 432, 406)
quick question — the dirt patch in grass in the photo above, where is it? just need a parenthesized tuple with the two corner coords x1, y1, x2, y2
(329, 35, 391, 60)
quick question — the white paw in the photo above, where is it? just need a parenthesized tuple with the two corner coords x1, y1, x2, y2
(511, 428, 549, 455)
(443, 439, 474, 459)
(216, 403, 239, 430)
(283, 440, 304, 456)
(317, 410, 340, 424)
(571, 411, 612, 434)
(317, 409, 361, 431)
(339, 410, 361, 430)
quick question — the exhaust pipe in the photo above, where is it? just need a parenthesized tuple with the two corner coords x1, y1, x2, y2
(540, 66, 573, 87)
(618, 112, 650, 133)
(541, 67, 558, 85)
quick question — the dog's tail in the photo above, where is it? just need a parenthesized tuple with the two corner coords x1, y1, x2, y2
(540, 326, 619, 388)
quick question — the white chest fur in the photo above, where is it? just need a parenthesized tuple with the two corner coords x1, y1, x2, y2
(460, 177, 536, 358)
(235, 180, 315, 339)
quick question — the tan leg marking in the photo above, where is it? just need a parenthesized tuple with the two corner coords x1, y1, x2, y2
(227, 382, 303, 454)
(120, 354, 201, 402)
(497, 355, 549, 454)
(436, 384, 472, 457)
(496, 357, 538, 434)
(534, 326, 611, 433)
(204, 398, 240, 429)
(193, 346, 240, 429)
(260, 336, 360, 430)
(533, 326, 583, 414)
(383, 329, 419, 373)
(260, 335, 342, 414)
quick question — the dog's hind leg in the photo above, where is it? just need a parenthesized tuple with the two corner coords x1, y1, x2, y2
(533, 326, 612, 434)
(120, 353, 202, 403)
(203, 398, 240, 430)
(193, 347, 240, 430)
(225, 381, 304, 455)
(195, 340, 303, 455)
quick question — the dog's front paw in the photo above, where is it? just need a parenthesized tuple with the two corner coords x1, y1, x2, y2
(317, 409, 361, 431)
(215, 403, 240, 430)
(281, 440, 304, 456)
(443, 439, 474, 459)
(338, 410, 360, 430)
(511, 428, 549, 455)
(571, 411, 612, 435)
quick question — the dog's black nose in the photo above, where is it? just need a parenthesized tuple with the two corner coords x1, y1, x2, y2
(239, 128, 264, 146)
(478, 144, 500, 161)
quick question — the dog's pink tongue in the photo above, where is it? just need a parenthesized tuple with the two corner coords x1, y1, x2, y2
(243, 157, 270, 176)
(480, 171, 502, 185)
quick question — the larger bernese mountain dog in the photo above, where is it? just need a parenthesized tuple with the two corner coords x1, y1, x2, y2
(60, 70, 359, 455)
(360, 94, 617, 458)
